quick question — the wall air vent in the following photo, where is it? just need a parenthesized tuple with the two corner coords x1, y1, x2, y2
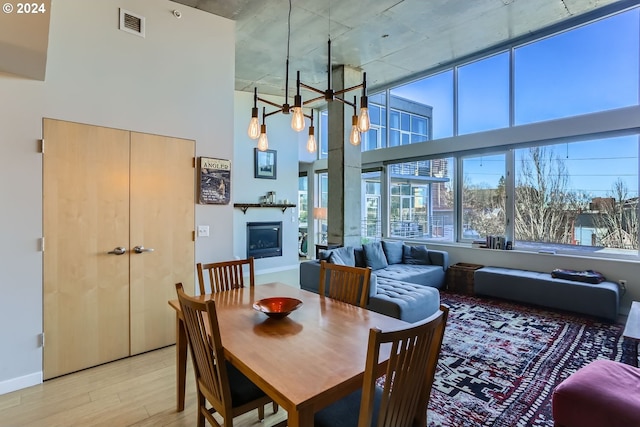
(119, 8, 145, 38)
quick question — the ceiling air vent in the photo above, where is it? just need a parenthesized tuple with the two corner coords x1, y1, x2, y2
(119, 8, 145, 38)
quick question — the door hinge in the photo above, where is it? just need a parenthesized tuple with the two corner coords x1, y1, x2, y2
(40, 237, 45, 252)
(40, 139, 44, 153)
(192, 230, 196, 241)
(40, 333, 45, 348)
(192, 157, 196, 168)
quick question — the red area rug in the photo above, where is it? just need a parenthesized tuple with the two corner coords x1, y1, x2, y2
(428, 292, 629, 427)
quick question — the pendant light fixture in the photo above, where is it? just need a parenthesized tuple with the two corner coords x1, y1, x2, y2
(306, 110, 317, 153)
(257, 107, 269, 151)
(247, 0, 370, 152)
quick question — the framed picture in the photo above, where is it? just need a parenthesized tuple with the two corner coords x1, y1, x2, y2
(254, 148, 277, 179)
(198, 157, 231, 204)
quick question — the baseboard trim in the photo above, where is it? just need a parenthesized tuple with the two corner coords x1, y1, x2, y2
(0, 371, 42, 396)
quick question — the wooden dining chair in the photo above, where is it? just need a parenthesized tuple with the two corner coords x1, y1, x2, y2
(197, 257, 255, 295)
(313, 305, 449, 427)
(318, 260, 372, 308)
(175, 283, 276, 427)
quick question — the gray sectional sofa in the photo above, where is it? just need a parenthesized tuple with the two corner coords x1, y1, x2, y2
(299, 240, 448, 322)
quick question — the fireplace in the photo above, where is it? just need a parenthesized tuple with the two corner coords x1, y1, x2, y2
(247, 222, 282, 259)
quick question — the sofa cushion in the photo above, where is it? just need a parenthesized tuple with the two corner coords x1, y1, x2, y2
(376, 264, 445, 289)
(381, 240, 404, 265)
(368, 278, 441, 323)
(363, 242, 389, 270)
(328, 246, 355, 266)
(402, 244, 430, 265)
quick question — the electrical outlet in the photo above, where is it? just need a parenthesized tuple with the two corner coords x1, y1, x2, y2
(618, 280, 627, 292)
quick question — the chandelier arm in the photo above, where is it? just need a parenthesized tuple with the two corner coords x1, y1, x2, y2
(264, 108, 285, 118)
(333, 83, 365, 97)
(257, 97, 285, 109)
(299, 82, 326, 96)
(334, 96, 356, 109)
(302, 95, 326, 106)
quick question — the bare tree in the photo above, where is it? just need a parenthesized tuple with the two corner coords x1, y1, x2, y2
(514, 146, 588, 243)
(592, 179, 639, 250)
(462, 175, 505, 237)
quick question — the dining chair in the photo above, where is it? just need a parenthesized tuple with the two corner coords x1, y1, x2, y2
(313, 305, 449, 427)
(318, 260, 372, 308)
(175, 283, 276, 427)
(197, 257, 255, 295)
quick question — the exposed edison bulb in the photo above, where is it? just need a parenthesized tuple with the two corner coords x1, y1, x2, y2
(357, 107, 370, 132)
(349, 116, 361, 146)
(247, 114, 260, 139)
(306, 126, 317, 153)
(257, 124, 269, 151)
(291, 106, 305, 132)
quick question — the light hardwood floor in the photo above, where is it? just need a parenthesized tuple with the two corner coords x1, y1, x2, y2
(0, 346, 288, 427)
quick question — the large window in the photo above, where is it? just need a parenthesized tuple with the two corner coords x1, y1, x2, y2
(461, 154, 507, 241)
(363, 92, 386, 151)
(362, 171, 381, 242)
(391, 71, 453, 140)
(514, 9, 639, 125)
(514, 136, 639, 253)
(311, 6, 640, 258)
(388, 159, 454, 241)
(458, 52, 510, 135)
(317, 172, 328, 244)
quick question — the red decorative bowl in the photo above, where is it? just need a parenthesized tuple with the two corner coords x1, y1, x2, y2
(253, 297, 303, 319)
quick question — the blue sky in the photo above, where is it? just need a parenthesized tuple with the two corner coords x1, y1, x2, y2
(391, 7, 639, 199)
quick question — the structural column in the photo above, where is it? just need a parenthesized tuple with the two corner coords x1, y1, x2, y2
(327, 65, 362, 248)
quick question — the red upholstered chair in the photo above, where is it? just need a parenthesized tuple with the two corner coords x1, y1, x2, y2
(552, 359, 640, 427)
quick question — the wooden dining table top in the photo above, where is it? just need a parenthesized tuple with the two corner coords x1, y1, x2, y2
(168, 282, 408, 423)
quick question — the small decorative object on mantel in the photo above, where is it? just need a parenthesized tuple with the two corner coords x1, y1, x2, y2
(259, 191, 276, 204)
(198, 157, 230, 205)
(254, 148, 277, 179)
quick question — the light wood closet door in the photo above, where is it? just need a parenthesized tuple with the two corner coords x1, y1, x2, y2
(43, 119, 131, 379)
(129, 132, 195, 355)
(43, 120, 195, 378)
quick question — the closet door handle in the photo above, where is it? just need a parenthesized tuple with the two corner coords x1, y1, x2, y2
(107, 247, 127, 255)
(133, 246, 155, 254)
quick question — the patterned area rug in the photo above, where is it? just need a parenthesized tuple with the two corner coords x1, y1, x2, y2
(427, 292, 629, 427)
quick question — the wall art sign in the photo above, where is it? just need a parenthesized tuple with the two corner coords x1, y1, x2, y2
(199, 157, 231, 204)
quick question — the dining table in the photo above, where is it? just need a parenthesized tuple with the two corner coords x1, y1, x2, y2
(168, 282, 409, 427)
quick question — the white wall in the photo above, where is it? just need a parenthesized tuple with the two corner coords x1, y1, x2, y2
(233, 91, 303, 276)
(0, 0, 235, 394)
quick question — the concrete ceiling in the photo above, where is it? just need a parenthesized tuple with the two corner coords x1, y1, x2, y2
(174, 0, 621, 101)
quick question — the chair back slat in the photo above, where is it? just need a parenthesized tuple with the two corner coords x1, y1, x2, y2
(197, 257, 255, 294)
(318, 260, 372, 308)
(358, 305, 449, 427)
(175, 283, 232, 415)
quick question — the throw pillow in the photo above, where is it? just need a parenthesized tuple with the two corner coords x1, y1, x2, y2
(318, 249, 333, 261)
(403, 244, 430, 265)
(551, 268, 606, 284)
(363, 242, 389, 270)
(381, 240, 404, 265)
(328, 246, 355, 266)
(354, 247, 367, 267)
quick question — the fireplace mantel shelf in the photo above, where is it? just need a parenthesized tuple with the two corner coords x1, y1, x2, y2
(234, 203, 296, 214)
